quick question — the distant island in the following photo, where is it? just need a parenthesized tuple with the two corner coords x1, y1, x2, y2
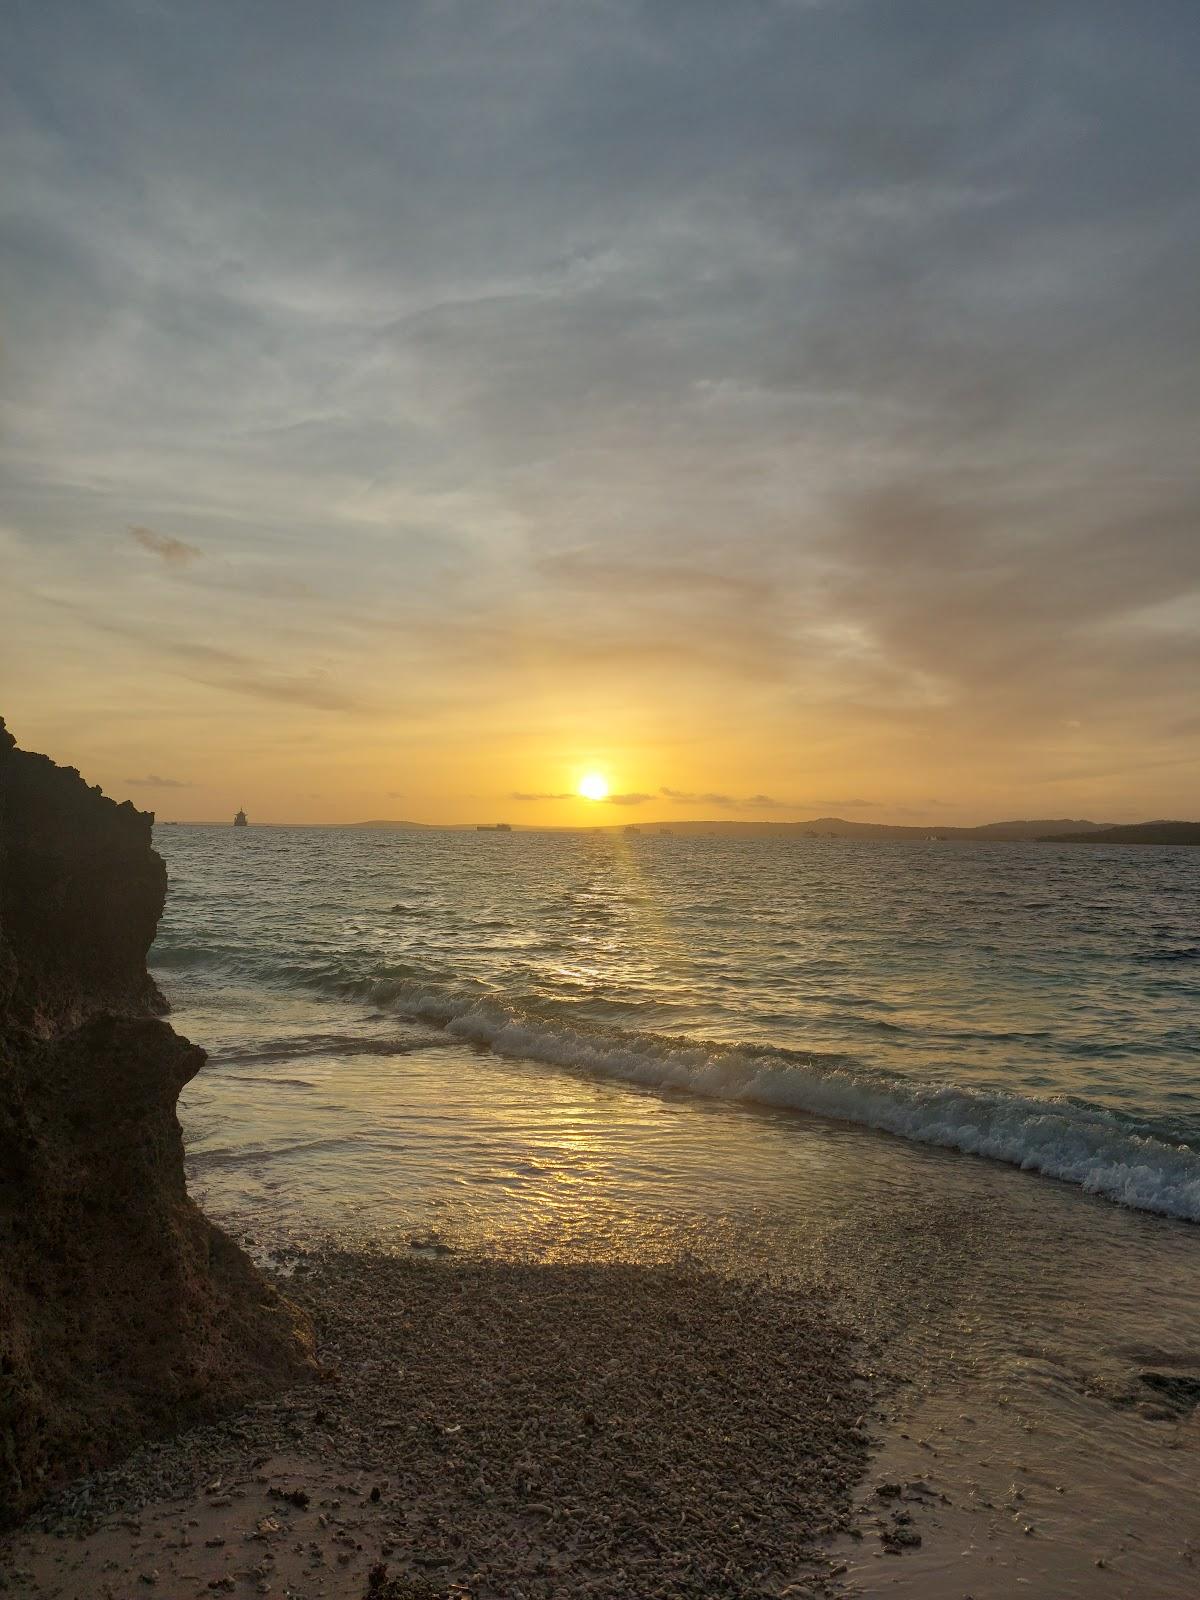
(160, 815, 1200, 841)
(608, 817, 1112, 842)
(1042, 822, 1200, 846)
(346, 816, 1115, 840)
(349, 819, 437, 829)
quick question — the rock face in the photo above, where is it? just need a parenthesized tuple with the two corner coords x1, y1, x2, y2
(0, 720, 313, 1523)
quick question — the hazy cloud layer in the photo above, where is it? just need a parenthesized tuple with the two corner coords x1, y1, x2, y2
(124, 773, 192, 788)
(3, 1, 1198, 819)
(661, 788, 782, 810)
(659, 788, 880, 812)
(513, 790, 654, 806)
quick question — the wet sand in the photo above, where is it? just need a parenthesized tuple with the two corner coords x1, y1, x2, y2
(3, 1248, 877, 1599)
(8, 1058, 1200, 1596)
(6, 1210, 1199, 1599)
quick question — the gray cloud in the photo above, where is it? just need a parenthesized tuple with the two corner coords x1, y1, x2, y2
(129, 526, 202, 567)
(661, 787, 782, 809)
(4, 1, 1199, 812)
(124, 773, 192, 788)
(662, 788, 736, 806)
(29, 592, 373, 715)
(120, 634, 369, 714)
(659, 788, 880, 812)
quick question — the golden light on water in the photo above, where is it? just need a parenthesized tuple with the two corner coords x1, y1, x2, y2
(578, 772, 609, 801)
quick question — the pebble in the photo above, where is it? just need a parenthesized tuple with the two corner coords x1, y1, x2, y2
(1, 1248, 895, 1599)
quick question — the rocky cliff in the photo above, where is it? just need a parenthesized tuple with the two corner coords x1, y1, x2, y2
(0, 720, 313, 1523)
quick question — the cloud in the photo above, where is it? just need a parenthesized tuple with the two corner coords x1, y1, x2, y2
(203, 670, 361, 712)
(796, 798, 879, 812)
(5, 2, 1200, 817)
(661, 786, 734, 806)
(659, 788, 882, 813)
(129, 526, 201, 567)
(511, 789, 653, 805)
(124, 773, 192, 788)
(32, 595, 373, 715)
(660, 787, 784, 809)
(537, 551, 774, 606)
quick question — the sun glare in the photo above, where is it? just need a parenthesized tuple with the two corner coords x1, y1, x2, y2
(578, 772, 609, 801)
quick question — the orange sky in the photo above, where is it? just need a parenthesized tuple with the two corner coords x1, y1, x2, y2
(4, 5, 1198, 825)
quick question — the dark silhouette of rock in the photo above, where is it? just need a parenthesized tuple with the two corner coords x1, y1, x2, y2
(0, 719, 313, 1523)
(1, 726, 168, 1031)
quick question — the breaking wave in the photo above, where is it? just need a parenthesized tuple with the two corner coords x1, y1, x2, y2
(332, 976, 1200, 1223)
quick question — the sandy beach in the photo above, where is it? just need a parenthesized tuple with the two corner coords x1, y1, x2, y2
(3, 1248, 881, 1599)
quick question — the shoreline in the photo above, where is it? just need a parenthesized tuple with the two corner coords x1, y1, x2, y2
(7, 1193, 1200, 1598)
(7, 784, 1198, 1598)
(4, 1246, 882, 1599)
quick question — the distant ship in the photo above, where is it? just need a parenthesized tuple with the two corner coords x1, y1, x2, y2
(476, 822, 512, 832)
(233, 808, 248, 827)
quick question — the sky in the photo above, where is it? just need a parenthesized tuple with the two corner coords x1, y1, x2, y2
(3, 0, 1199, 825)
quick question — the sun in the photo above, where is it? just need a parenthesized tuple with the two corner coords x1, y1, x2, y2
(578, 772, 609, 801)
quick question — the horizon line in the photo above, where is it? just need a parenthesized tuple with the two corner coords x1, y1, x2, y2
(147, 813, 1177, 832)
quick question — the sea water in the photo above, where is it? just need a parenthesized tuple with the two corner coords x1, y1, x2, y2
(153, 825, 1200, 1594)
(154, 825, 1200, 1224)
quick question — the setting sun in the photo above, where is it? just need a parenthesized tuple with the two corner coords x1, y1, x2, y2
(578, 772, 609, 801)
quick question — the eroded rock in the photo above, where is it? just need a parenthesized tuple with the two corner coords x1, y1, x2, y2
(0, 719, 314, 1522)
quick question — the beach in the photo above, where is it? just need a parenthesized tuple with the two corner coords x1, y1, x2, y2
(6, 1133, 1199, 1596)
(6, 1248, 874, 1598)
(5, 824, 1199, 1596)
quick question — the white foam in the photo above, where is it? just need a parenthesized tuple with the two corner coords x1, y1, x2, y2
(377, 984, 1200, 1223)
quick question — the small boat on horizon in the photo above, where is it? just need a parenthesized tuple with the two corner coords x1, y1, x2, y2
(234, 808, 248, 827)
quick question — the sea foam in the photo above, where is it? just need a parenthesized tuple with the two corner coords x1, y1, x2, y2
(353, 980, 1200, 1223)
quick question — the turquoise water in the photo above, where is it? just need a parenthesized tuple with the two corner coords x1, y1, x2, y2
(152, 825, 1200, 1220)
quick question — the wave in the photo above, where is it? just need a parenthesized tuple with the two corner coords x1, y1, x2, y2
(152, 933, 1200, 1223)
(213, 1032, 423, 1067)
(189, 1134, 357, 1171)
(332, 979, 1200, 1223)
(211, 1072, 320, 1088)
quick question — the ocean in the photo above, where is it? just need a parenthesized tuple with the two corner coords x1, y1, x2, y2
(154, 825, 1200, 1228)
(152, 823, 1200, 1594)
